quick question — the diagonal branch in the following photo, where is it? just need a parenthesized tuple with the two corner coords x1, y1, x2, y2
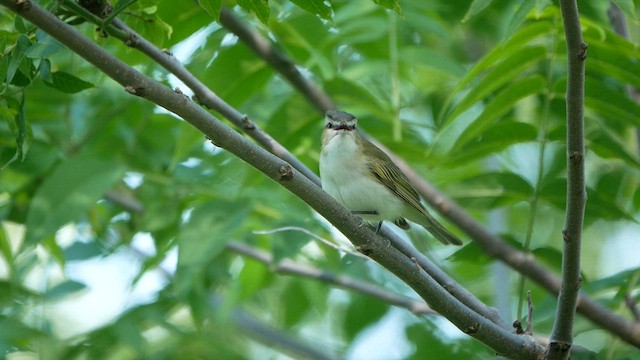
(548, 1, 587, 359)
(61, 0, 506, 333)
(216, 7, 640, 349)
(0, 1, 546, 357)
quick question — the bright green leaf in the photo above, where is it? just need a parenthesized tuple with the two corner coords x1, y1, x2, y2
(443, 46, 547, 125)
(448, 121, 538, 165)
(25, 152, 125, 246)
(452, 75, 546, 151)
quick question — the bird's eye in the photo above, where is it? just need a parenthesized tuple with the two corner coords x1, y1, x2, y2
(325, 123, 333, 129)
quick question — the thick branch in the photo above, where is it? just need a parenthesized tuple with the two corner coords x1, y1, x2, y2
(1, 1, 545, 357)
(217, 7, 640, 349)
(548, 1, 587, 359)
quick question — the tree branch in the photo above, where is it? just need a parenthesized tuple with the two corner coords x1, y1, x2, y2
(216, 7, 640, 349)
(1, 1, 545, 357)
(64, 0, 510, 336)
(227, 241, 436, 316)
(547, 1, 587, 359)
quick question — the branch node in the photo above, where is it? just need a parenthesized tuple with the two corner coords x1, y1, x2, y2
(464, 323, 480, 334)
(355, 244, 374, 257)
(277, 164, 293, 182)
(124, 31, 138, 47)
(124, 85, 145, 96)
(578, 42, 588, 60)
(569, 150, 583, 164)
(242, 114, 256, 130)
(162, 48, 174, 56)
(15, 0, 31, 11)
(513, 320, 525, 335)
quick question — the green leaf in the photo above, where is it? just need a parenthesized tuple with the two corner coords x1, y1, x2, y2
(25, 31, 64, 59)
(462, 0, 494, 22)
(6, 34, 31, 84)
(584, 77, 640, 128)
(452, 75, 546, 152)
(44, 280, 87, 300)
(612, 0, 637, 20)
(443, 46, 547, 125)
(1, 95, 28, 170)
(44, 71, 95, 94)
(447, 121, 537, 165)
(505, 0, 535, 38)
(282, 281, 311, 326)
(370, 0, 402, 15)
(452, 172, 534, 208)
(25, 152, 125, 246)
(175, 201, 249, 296)
(237, 0, 270, 24)
(438, 22, 552, 122)
(344, 294, 388, 340)
(197, 0, 222, 19)
(399, 47, 466, 77)
(588, 128, 640, 168)
(289, 0, 332, 19)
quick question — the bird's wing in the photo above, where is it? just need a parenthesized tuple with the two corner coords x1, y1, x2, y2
(366, 145, 427, 216)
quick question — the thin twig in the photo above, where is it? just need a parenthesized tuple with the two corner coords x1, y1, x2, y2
(548, 1, 587, 359)
(253, 226, 369, 259)
(227, 241, 435, 316)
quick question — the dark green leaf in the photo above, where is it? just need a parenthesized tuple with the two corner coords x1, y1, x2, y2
(6, 34, 31, 84)
(237, 0, 270, 24)
(289, 0, 332, 19)
(44, 71, 95, 94)
(197, 0, 222, 19)
(370, 0, 402, 15)
(25, 152, 125, 246)
(44, 280, 87, 300)
(344, 294, 388, 340)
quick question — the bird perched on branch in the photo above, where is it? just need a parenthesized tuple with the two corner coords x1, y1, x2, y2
(319, 110, 462, 246)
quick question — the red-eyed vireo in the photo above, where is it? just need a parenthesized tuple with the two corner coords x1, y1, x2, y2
(319, 110, 462, 246)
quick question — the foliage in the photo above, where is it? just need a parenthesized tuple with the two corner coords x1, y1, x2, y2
(1, 0, 640, 359)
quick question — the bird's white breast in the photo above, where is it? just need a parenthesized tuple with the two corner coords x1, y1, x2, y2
(319, 132, 405, 223)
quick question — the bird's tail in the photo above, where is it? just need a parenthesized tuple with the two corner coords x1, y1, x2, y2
(410, 211, 463, 246)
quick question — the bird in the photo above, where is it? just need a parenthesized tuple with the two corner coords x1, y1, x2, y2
(319, 110, 462, 246)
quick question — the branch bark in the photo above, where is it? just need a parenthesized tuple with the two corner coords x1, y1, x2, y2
(547, 1, 587, 359)
(214, 7, 640, 349)
(0, 1, 546, 357)
(62, 0, 507, 335)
